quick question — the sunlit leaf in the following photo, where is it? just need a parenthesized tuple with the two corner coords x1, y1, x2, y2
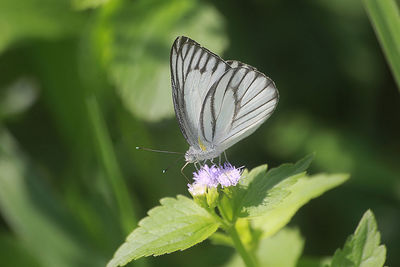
(251, 173, 349, 238)
(363, 0, 400, 91)
(226, 228, 304, 267)
(95, 0, 227, 121)
(331, 210, 386, 267)
(229, 154, 314, 220)
(107, 195, 220, 267)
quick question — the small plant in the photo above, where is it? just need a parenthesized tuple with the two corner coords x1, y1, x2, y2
(107, 155, 387, 267)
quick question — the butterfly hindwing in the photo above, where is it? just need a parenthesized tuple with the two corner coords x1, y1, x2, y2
(199, 61, 278, 150)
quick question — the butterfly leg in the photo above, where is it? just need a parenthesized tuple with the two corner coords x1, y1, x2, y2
(218, 155, 221, 165)
(194, 161, 200, 172)
(224, 151, 229, 163)
(180, 161, 190, 182)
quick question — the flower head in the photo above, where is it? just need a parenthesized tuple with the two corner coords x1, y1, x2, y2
(216, 163, 242, 188)
(188, 163, 243, 196)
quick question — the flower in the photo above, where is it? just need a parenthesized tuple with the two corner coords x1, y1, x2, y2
(216, 163, 242, 188)
(188, 165, 219, 196)
(188, 163, 243, 196)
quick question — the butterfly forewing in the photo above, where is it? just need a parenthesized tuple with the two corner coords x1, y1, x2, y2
(170, 36, 279, 160)
(170, 36, 229, 148)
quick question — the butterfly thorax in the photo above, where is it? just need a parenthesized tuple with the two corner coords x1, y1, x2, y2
(185, 146, 222, 163)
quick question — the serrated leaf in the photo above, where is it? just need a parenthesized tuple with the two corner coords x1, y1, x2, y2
(330, 210, 386, 267)
(230, 154, 314, 219)
(107, 195, 220, 267)
(94, 0, 227, 121)
(226, 227, 304, 267)
(251, 173, 349, 238)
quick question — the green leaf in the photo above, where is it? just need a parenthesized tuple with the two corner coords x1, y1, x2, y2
(330, 210, 386, 267)
(0, 0, 83, 54)
(0, 232, 41, 267)
(209, 232, 233, 247)
(363, 0, 400, 91)
(256, 227, 304, 267)
(0, 129, 105, 267)
(94, 0, 227, 121)
(251, 173, 349, 238)
(231, 154, 314, 219)
(297, 257, 331, 267)
(72, 0, 110, 10)
(107, 195, 220, 267)
(0, 77, 39, 120)
(226, 227, 304, 267)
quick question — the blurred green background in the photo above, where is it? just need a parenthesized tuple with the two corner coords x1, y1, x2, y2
(0, 0, 399, 266)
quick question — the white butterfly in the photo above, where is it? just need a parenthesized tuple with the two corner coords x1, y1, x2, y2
(170, 36, 279, 164)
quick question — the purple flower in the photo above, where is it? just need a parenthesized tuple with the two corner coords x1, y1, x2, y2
(216, 163, 242, 188)
(188, 163, 243, 196)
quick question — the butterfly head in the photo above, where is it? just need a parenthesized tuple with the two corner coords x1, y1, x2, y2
(184, 146, 222, 163)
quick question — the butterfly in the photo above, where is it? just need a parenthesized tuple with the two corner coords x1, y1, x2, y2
(170, 36, 279, 164)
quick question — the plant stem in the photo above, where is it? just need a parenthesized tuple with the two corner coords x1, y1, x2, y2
(227, 223, 258, 267)
(86, 95, 138, 234)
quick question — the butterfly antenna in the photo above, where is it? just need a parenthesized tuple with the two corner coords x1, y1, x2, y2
(162, 156, 184, 174)
(136, 147, 183, 155)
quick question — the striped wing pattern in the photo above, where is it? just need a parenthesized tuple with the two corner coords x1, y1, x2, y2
(170, 36, 278, 155)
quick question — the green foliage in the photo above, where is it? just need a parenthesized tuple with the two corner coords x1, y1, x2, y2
(72, 0, 110, 10)
(0, 77, 38, 120)
(331, 210, 386, 267)
(108, 157, 350, 266)
(94, 0, 227, 121)
(86, 96, 137, 234)
(239, 154, 314, 218)
(363, 0, 400, 91)
(0, 0, 398, 266)
(297, 257, 332, 267)
(216, 155, 313, 222)
(0, 232, 41, 267)
(250, 172, 349, 238)
(0, 0, 82, 53)
(226, 227, 305, 267)
(255, 227, 304, 267)
(107, 195, 220, 267)
(0, 129, 106, 267)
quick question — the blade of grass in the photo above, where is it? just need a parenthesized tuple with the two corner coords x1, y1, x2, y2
(0, 129, 106, 267)
(363, 0, 400, 91)
(86, 95, 138, 234)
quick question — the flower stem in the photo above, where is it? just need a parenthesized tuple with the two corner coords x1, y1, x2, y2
(227, 224, 258, 267)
